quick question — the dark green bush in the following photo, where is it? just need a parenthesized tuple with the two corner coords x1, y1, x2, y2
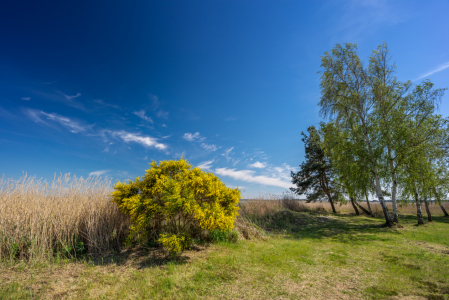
(208, 230, 238, 243)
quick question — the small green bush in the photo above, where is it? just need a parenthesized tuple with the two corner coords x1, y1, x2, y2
(111, 158, 241, 257)
(208, 230, 239, 243)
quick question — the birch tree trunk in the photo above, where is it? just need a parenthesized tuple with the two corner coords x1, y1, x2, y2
(356, 201, 372, 216)
(432, 188, 449, 217)
(388, 155, 399, 223)
(423, 197, 432, 222)
(365, 193, 375, 217)
(350, 197, 360, 215)
(373, 168, 394, 226)
(413, 181, 424, 225)
(441, 205, 449, 217)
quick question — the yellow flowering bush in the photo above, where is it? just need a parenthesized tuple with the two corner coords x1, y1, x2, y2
(158, 233, 188, 258)
(111, 158, 240, 256)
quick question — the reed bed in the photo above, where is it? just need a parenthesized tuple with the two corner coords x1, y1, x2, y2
(240, 195, 449, 218)
(0, 174, 129, 261)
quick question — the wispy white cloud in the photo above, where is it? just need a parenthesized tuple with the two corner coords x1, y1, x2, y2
(415, 61, 449, 81)
(201, 143, 220, 151)
(222, 146, 234, 161)
(133, 109, 154, 123)
(150, 94, 160, 109)
(175, 151, 186, 158)
(0, 106, 16, 119)
(23, 109, 169, 151)
(215, 168, 294, 189)
(23, 108, 49, 125)
(183, 132, 205, 142)
(21, 97, 31, 101)
(89, 169, 111, 177)
(41, 112, 89, 133)
(329, 0, 409, 43)
(93, 99, 120, 109)
(113, 131, 167, 150)
(198, 160, 214, 170)
(183, 132, 220, 151)
(225, 117, 237, 121)
(157, 110, 169, 119)
(63, 92, 81, 101)
(24, 109, 90, 133)
(248, 161, 266, 168)
(29, 90, 85, 110)
(43, 79, 57, 85)
(269, 163, 298, 181)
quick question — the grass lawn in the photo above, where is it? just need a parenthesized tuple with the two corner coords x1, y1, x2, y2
(1, 212, 449, 300)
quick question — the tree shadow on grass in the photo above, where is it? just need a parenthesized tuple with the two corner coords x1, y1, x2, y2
(81, 244, 206, 270)
(254, 210, 402, 244)
(398, 214, 449, 225)
(291, 215, 398, 244)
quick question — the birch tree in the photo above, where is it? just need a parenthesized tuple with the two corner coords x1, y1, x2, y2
(319, 43, 394, 225)
(321, 121, 376, 217)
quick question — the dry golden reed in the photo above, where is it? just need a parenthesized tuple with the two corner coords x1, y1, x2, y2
(0, 173, 129, 261)
(239, 194, 449, 217)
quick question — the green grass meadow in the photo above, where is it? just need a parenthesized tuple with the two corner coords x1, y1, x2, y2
(1, 211, 449, 300)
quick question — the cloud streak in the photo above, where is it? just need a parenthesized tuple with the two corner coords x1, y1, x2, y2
(248, 161, 266, 168)
(415, 61, 449, 81)
(41, 112, 89, 133)
(89, 170, 111, 177)
(93, 99, 120, 109)
(63, 92, 81, 101)
(24, 109, 168, 151)
(113, 131, 167, 150)
(201, 143, 220, 151)
(24, 109, 91, 133)
(183, 132, 205, 142)
(197, 160, 214, 171)
(215, 168, 293, 189)
(222, 146, 234, 161)
(133, 109, 154, 123)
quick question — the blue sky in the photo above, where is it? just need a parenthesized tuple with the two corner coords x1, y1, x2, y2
(1, 0, 448, 197)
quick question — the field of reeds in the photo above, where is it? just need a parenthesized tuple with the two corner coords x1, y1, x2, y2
(0, 174, 129, 261)
(240, 196, 449, 217)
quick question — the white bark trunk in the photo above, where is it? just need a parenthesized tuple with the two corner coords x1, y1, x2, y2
(413, 181, 424, 225)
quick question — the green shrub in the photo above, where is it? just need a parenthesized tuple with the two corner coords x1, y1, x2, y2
(208, 230, 239, 243)
(111, 158, 240, 257)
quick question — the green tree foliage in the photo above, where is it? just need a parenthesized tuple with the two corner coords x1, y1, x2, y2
(318, 42, 447, 226)
(396, 112, 449, 224)
(111, 158, 240, 257)
(290, 126, 339, 213)
(321, 121, 375, 216)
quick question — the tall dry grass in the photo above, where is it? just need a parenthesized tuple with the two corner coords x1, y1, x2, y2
(239, 193, 449, 218)
(297, 200, 449, 216)
(0, 174, 129, 261)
